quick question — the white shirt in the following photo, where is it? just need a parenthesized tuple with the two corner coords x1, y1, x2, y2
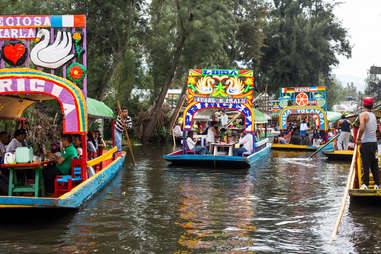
(206, 127, 215, 144)
(6, 138, 24, 153)
(300, 122, 308, 131)
(220, 114, 229, 127)
(239, 133, 253, 153)
(187, 137, 196, 150)
(173, 125, 182, 137)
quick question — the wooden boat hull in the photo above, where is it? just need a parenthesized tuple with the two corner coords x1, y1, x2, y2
(0, 153, 126, 209)
(164, 143, 271, 168)
(349, 147, 381, 204)
(271, 143, 317, 151)
(323, 150, 353, 161)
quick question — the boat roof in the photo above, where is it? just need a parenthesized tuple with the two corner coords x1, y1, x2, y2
(183, 69, 258, 132)
(87, 97, 114, 119)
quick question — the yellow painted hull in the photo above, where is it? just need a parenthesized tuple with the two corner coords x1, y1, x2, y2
(349, 147, 381, 202)
(271, 143, 317, 151)
(322, 150, 353, 161)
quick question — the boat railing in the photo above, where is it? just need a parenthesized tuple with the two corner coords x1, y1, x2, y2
(87, 146, 118, 172)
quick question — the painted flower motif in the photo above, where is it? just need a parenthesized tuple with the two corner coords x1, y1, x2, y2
(67, 63, 87, 82)
(73, 32, 82, 41)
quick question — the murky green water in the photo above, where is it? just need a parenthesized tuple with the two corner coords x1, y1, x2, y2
(0, 145, 380, 253)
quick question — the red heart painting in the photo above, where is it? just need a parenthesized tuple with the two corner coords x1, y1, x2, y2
(1, 40, 28, 66)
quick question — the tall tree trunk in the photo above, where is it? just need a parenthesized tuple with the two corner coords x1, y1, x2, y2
(142, 32, 187, 143)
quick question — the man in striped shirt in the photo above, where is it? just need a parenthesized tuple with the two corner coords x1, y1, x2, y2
(115, 108, 133, 152)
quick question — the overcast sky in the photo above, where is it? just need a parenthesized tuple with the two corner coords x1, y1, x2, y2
(332, 0, 381, 90)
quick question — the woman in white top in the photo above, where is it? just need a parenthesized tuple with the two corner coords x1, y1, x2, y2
(206, 122, 219, 145)
(186, 132, 209, 154)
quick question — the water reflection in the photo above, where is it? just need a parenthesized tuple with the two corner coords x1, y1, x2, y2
(0, 146, 379, 253)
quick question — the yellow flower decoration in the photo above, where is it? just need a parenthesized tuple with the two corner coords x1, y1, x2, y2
(73, 32, 82, 41)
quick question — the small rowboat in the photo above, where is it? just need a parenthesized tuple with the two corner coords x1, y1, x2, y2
(322, 150, 353, 161)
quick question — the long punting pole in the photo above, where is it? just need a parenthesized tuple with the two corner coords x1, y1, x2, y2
(171, 95, 186, 152)
(308, 134, 339, 158)
(329, 130, 359, 244)
(117, 101, 136, 166)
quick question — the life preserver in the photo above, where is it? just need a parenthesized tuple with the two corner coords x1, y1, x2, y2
(296, 93, 308, 106)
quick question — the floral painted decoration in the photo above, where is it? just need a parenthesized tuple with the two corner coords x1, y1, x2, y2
(72, 32, 85, 59)
(67, 63, 87, 82)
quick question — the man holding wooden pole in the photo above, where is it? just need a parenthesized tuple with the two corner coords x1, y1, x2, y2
(115, 107, 133, 152)
(356, 97, 380, 189)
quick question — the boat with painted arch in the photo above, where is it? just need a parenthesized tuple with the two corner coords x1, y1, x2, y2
(164, 69, 271, 169)
(271, 86, 328, 152)
(0, 15, 126, 211)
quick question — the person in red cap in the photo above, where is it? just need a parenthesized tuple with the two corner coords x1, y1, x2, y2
(356, 97, 380, 189)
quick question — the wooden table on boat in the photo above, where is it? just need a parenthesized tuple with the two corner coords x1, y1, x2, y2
(211, 142, 238, 156)
(1, 161, 46, 197)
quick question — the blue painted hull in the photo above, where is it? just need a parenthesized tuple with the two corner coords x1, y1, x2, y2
(164, 144, 271, 168)
(0, 153, 126, 209)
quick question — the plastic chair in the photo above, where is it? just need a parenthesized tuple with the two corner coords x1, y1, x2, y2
(54, 157, 85, 197)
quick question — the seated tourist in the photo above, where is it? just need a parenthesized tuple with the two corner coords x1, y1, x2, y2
(233, 131, 253, 156)
(312, 129, 320, 147)
(206, 121, 219, 145)
(279, 134, 287, 144)
(87, 132, 97, 156)
(301, 134, 312, 146)
(290, 130, 301, 145)
(43, 135, 78, 195)
(94, 130, 106, 150)
(187, 132, 209, 154)
(6, 129, 27, 153)
(72, 134, 83, 157)
(273, 136, 279, 144)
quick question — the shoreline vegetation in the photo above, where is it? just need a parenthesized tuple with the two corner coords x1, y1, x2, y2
(3, 0, 353, 143)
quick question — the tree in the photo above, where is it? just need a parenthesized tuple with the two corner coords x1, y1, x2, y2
(365, 71, 381, 103)
(142, 0, 268, 142)
(258, 0, 351, 93)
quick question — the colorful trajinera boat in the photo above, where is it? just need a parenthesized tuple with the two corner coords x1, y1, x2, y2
(271, 86, 329, 152)
(164, 69, 271, 168)
(0, 15, 126, 209)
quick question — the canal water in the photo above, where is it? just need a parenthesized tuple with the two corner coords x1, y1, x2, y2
(0, 145, 381, 253)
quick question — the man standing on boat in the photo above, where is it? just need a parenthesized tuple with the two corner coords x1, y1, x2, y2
(115, 108, 133, 152)
(337, 115, 352, 150)
(356, 97, 380, 189)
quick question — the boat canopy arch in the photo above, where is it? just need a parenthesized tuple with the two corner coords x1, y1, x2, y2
(279, 106, 328, 131)
(278, 86, 328, 131)
(0, 68, 87, 133)
(183, 102, 255, 132)
(182, 69, 257, 132)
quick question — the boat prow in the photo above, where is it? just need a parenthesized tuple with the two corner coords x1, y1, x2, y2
(271, 143, 317, 151)
(322, 150, 353, 161)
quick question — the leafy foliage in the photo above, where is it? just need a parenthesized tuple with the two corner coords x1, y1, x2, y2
(0, 0, 352, 141)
